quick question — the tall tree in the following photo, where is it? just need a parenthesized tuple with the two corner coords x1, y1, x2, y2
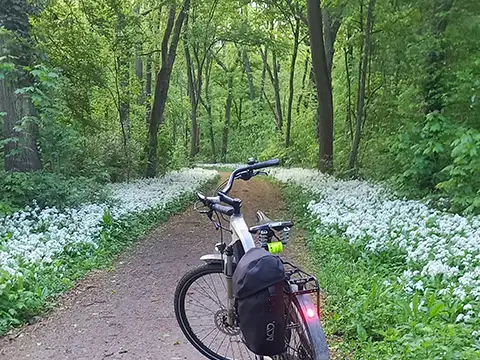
(260, 46, 283, 131)
(423, 0, 454, 115)
(213, 53, 236, 162)
(0, 0, 42, 172)
(199, 55, 216, 161)
(306, 0, 334, 173)
(146, 0, 190, 178)
(285, 16, 300, 147)
(184, 28, 200, 158)
(184, 0, 219, 159)
(348, 0, 376, 170)
(243, 48, 255, 102)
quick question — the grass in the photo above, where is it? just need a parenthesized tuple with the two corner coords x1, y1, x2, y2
(280, 183, 480, 360)
(0, 176, 219, 335)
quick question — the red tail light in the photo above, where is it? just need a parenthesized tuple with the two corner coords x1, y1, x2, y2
(306, 307, 316, 319)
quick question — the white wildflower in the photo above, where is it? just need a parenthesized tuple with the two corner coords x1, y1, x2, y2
(270, 168, 480, 302)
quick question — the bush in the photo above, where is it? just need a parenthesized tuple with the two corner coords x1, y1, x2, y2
(0, 171, 109, 212)
(437, 130, 480, 214)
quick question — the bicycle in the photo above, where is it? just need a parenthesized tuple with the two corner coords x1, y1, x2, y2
(174, 159, 330, 360)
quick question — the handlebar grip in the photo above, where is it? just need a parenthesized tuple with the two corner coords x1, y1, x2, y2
(211, 203, 235, 216)
(251, 158, 280, 170)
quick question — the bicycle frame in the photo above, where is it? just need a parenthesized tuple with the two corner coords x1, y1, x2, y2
(200, 212, 255, 326)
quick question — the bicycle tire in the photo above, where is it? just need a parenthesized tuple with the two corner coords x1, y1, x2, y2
(175, 263, 260, 360)
(289, 293, 330, 360)
(174, 263, 329, 360)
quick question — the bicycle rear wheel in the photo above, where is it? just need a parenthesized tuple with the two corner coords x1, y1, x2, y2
(281, 293, 330, 360)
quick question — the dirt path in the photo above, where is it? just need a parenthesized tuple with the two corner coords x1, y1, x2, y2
(0, 175, 301, 360)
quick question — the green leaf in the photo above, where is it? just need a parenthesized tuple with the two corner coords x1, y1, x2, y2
(357, 324, 368, 342)
(428, 303, 445, 319)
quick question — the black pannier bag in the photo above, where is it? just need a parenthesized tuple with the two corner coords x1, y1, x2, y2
(232, 247, 287, 356)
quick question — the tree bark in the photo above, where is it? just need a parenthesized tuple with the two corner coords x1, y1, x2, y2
(184, 36, 199, 159)
(344, 47, 354, 145)
(233, 97, 243, 123)
(348, 0, 376, 170)
(145, 54, 152, 123)
(322, 9, 341, 78)
(259, 47, 267, 103)
(286, 18, 300, 147)
(296, 52, 310, 115)
(146, 0, 190, 178)
(243, 49, 255, 102)
(260, 47, 282, 131)
(1, 80, 42, 172)
(200, 56, 216, 161)
(423, 0, 454, 114)
(115, 9, 131, 155)
(222, 74, 233, 162)
(135, 8, 143, 87)
(272, 50, 283, 131)
(0, 0, 42, 172)
(306, 0, 334, 173)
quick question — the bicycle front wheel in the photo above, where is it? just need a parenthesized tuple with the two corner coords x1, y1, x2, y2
(174, 263, 260, 360)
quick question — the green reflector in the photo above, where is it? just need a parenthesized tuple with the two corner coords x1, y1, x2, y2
(267, 241, 283, 254)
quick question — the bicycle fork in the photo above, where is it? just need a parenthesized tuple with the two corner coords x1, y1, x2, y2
(224, 245, 235, 327)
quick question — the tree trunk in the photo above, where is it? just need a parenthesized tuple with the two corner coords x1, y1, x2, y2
(135, 50, 143, 81)
(1, 80, 42, 172)
(259, 47, 267, 103)
(286, 18, 300, 147)
(296, 52, 310, 115)
(234, 98, 243, 123)
(115, 9, 131, 152)
(344, 47, 354, 145)
(0, 0, 42, 172)
(306, 0, 334, 173)
(200, 56, 216, 161)
(117, 57, 130, 147)
(272, 50, 283, 131)
(184, 39, 199, 159)
(243, 49, 255, 102)
(260, 47, 282, 131)
(423, 0, 454, 114)
(222, 74, 233, 162)
(135, 7, 143, 98)
(145, 54, 152, 123)
(348, 0, 376, 170)
(146, 0, 190, 178)
(322, 9, 341, 78)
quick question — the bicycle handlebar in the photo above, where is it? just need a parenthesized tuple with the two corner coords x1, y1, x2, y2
(221, 158, 280, 194)
(197, 158, 280, 217)
(211, 203, 235, 216)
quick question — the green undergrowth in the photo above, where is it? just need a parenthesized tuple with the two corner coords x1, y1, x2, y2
(0, 171, 110, 215)
(280, 183, 480, 360)
(0, 176, 218, 335)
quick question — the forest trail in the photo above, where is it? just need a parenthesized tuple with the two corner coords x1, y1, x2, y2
(0, 174, 308, 360)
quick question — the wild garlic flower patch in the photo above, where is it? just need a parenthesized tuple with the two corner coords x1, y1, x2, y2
(196, 163, 243, 169)
(0, 168, 217, 277)
(270, 168, 480, 303)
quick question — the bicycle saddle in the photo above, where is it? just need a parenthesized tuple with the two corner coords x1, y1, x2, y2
(249, 210, 294, 234)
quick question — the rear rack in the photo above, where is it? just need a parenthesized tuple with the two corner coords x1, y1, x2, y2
(282, 261, 321, 315)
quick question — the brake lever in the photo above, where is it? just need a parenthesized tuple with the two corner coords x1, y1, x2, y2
(197, 192, 207, 205)
(194, 200, 210, 214)
(237, 169, 255, 181)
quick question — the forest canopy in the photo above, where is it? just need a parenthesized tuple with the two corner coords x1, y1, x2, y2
(0, 0, 479, 214)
